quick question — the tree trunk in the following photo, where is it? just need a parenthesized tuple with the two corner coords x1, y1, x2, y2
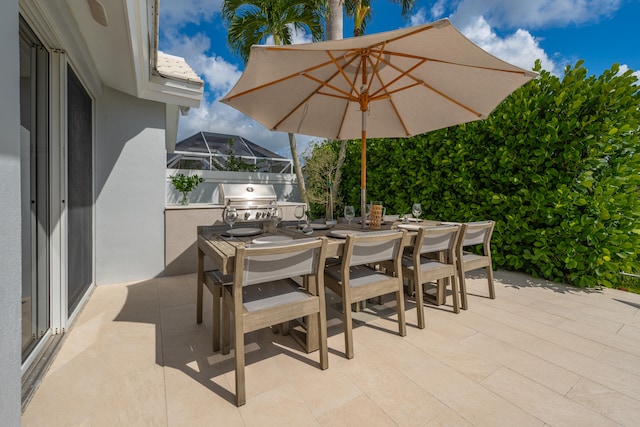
(326, 0, 348, 214)
(326, 0, 343, 40)
(289, 132, 308, 206)
(332, 138, 348, 207)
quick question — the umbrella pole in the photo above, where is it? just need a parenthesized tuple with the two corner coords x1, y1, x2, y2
(361, 110, 367, 229)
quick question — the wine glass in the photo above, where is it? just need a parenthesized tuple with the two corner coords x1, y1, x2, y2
(412, 203, 422, 221)
(272, 207, 283, 228)
(294, 205, 306, 230)
(223, 207, 238, 239)
(344, 205, 355, 225)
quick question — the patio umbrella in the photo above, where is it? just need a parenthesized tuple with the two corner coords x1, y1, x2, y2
(220, 18, 537, 227)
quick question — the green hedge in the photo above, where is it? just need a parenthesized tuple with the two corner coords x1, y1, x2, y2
(333, 60, 640, 288)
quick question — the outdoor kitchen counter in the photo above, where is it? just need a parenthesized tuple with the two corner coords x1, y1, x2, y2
(164, 202, 305, 276)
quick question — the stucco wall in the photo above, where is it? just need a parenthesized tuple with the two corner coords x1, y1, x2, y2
(95, 86, 166, 284)
(0, 1, 23, 424)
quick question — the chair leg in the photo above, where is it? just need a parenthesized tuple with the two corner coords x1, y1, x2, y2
(459, 269, 469, 310)
(222, 295, 231, 355)
(317, 310, 328, 369)
(450, 275, 460, 314)
(196, 251, 204, 323)
(487, 266, 496, 299)
(277, 321, 291, 336)
(436, 278, 446, 305)
(196, 276, 204, 324)
(396, 288, 407, 337)
(234, 315, 246, 406)
(212, 285, 221, 352)
(415, 280, 426, 329)
(343, 295, 355, 359)
(407, 279, 415, 297)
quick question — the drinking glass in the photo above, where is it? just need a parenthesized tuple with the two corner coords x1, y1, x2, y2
(223, 207, 238, 239)
(412, 203, 422, 221)
(344, 205, 355, 225)
(272, 207, 283, 228)
(294, 205, 306, 230)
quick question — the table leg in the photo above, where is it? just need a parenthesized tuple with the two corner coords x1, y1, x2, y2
(196, 248, 204, 323)
(436, 251, 447, 305)
(289, 275, 319, 353)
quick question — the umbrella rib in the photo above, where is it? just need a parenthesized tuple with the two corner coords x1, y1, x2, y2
(370, 53, 487, 118)
(337, 100, 350, 140)
(271, 69, 360, 132)
(303, 73, 359, 102)
(223, 51, 359, 102)
(327, 50, 364, 102)
(388, 97, 410, 136)
(366, 48, 411, 136)
(368, 57, 427, 99)
(382, 49, 533, 76)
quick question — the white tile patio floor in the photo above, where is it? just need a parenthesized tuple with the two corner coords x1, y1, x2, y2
(22, 270, 640, 426)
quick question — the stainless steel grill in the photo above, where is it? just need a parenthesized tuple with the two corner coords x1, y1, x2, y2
(218, 183, 278, 221)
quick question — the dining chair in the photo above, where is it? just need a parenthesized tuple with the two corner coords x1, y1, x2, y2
(197, 269, 232, 352)
(386, 224, 461, 328)
(220, 237, 328, 406)
(324, 230, 408, 359)
(455, 220, 495, 310)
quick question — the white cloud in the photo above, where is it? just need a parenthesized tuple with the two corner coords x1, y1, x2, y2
(450, 0, 622, 29)
(265, 24, 315, 46)
(408, 7, 427, 26)
(159, 0, 222, 29)
(460, 16, 557, 74)
(430, 0, 448, 20)
(617, 64, 640, 83)
(408, 8, 556, 75)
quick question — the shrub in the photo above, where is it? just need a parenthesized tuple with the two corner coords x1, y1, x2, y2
(331, 60, 640, 288)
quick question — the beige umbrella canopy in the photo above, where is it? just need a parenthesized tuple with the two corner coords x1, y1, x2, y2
(221, 18, 537, 227)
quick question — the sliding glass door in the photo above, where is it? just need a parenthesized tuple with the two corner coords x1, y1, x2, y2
(19, 19, 50, 360)
(66, 65, 93, 315)
(19, 17, 95, 365)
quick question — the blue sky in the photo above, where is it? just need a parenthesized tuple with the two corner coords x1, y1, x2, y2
(159, 0, 640, 157)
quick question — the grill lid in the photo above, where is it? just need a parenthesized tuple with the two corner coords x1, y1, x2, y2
(218, 183, 277, 207)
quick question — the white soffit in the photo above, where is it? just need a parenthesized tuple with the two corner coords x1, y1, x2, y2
(64, 0, 202, 107)
(145, 51, 204, 108)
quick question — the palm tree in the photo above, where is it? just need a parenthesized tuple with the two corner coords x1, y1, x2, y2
(326, 0, 416, 212)
(354, 1, 416, 36)
(326, 0, 344, 40)
(222, 0, 326, 205)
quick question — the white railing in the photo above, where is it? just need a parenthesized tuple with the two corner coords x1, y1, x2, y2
(166, 169, 301, 205)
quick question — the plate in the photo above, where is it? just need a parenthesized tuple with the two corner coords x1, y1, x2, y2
(329, 230, 363, 239)
(251, 235, 293, 244)
(397, 224, 422, 231)
(310, 223, 330, 230)
(406, 217, 421, 222)
(224, 227, 263, 237)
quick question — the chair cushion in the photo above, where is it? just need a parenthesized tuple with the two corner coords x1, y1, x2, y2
(325, 264, 392, 289)
(462, 252, 487, 262)
(417, 257, 450, 273)
(242, 279, 311, 312)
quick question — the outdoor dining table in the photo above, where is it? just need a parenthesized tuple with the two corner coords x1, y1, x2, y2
(196, 220, 442, 352)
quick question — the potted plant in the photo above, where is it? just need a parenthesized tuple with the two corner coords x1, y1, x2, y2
(171, 173, 204, 205)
